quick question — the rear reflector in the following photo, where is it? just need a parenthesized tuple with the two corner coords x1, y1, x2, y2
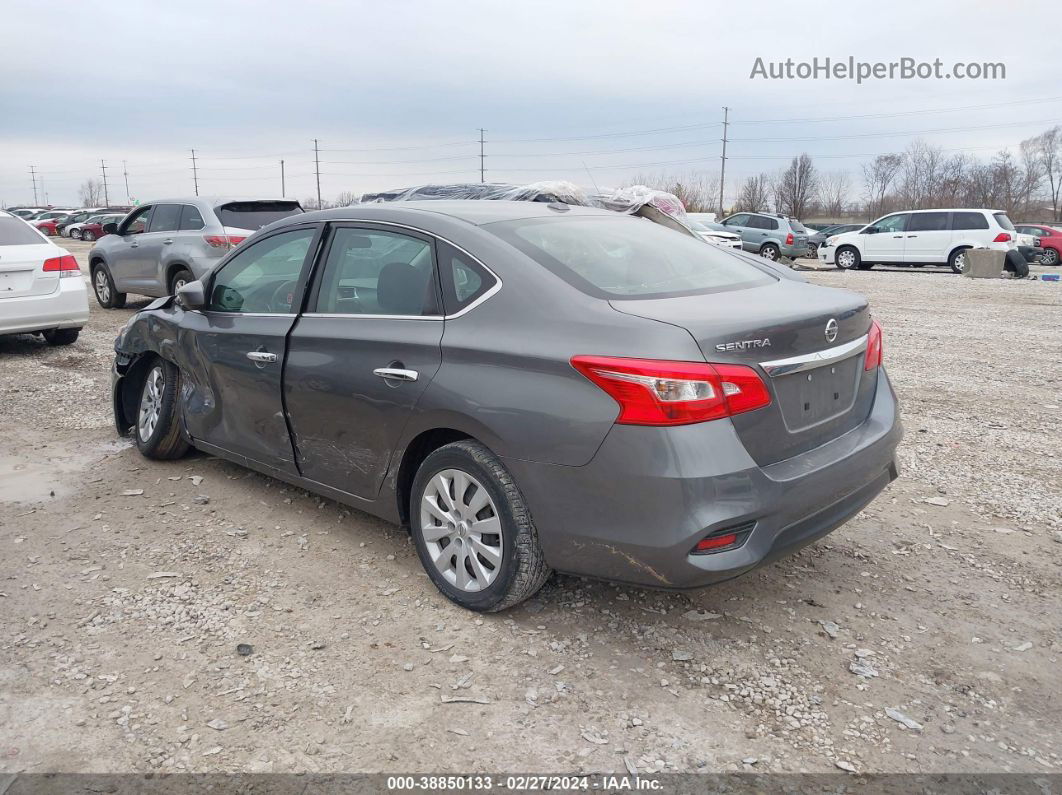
(570, 356, 771, 426)
(203, 235, 247, 250)
(43, 255, 81, 278)
(695, 533, 738, 552)
(691, 522, 755, 554)
(864, 319, 883, 371)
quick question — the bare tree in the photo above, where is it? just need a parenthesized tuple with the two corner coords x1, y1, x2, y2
(734, 173, 772, 212)
(334, 191, 358, 207)
(773, 154, 817, 218)
(861, 154, 903, 217)
(79, 178, 104, 206)
(1031, 126, 1062, 221)
(816, 171, 850, 218)
(625, 171, 720, 213)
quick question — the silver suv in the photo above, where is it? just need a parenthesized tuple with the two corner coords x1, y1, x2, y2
(719, 212, 809, 260)
(88, 197, 302, 308)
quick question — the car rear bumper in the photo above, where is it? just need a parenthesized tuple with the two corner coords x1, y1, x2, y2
(503, 369, 902, 590)
(0, 278, 89, 336)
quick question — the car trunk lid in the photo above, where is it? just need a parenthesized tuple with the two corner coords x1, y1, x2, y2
(610, 279, 878, 465)
(0, 244, 61, 299)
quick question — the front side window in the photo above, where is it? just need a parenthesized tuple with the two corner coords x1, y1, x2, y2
(314, 228, 436, 316)
(723, 214, 750, 227)
(122, 206, 152, 235)
(207, 228, 315, 314)
(908, 212, 949, 232)
(873, 214, 909, 234)
(147, 204, 181, 233)
(489, 215, 774, 300)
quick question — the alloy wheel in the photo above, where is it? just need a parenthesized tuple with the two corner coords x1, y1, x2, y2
(1044, 248, 1059, 266)
(94, 269, 111, 303)
(138, 366, 164, 442)
(761, 246, 779, 261)
(419, 468, 503, 592)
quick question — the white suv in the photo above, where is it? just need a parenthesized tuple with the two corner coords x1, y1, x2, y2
(820, 209, 1017, 273)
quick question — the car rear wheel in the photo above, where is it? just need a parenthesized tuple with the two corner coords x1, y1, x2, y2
(806, 243, 818, 259)
(411, 440, 551, 612)
(91, 263, 127, 309)
(82, 230, 97, 242)
(135, 358, 190, 460)
(1043, 247, 1059, 266)
(759, 243, 780, 261)
(170, 268, 194, 295)
(43, 328, 80, 345)
(948, 247, 970, 274)
(835, 246, 861, 270)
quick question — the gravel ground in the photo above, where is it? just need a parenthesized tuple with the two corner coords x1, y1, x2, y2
(1, 241, 1059, 775)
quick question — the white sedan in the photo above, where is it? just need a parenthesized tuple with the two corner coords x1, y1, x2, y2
(0, 211, 90, 345)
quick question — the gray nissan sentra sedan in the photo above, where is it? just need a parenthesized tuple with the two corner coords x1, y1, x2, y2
(111, 200, 902, 611)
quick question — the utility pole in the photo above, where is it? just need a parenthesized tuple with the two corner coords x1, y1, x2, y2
(478, 128, 487, 183)
(718, 106, 729, 217)
(122, 160, 131, 203)
(313, 139, 322, 209)
(190, 149, 199, 197)
(29, 165, 38, 205)
(100, 160, 110, 205)
(280, 160, 286, 197)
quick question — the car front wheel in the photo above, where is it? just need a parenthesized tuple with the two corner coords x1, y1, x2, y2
(70, 229, 82, 240)
(134, 358, 190, 460)
(411, 440, 551, 612)
(91, 264, 127, 309)
(835, 246, 861, 270)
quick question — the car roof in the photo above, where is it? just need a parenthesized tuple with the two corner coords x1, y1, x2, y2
(890, 208, 1004, 214)
(140, 196, 295, 206)
(290, 200, 621, 227)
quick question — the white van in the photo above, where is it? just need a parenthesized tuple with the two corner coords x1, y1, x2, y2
(820, 209, 1017, 273)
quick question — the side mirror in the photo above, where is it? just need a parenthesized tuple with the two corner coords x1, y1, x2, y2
(862, 226, 878, 235)
(176, 279, 206, 309)
(102, 222, 119, 235)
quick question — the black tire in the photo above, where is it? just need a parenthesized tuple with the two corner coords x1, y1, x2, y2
(43, 328, 80, 345)
(91, 263, 127, 309)
(70, 229, 82, 240)
(948, 247, 970, 274)
(410, 440, 551, 612)
(169, 268, 195, 295)
(133, 358, 190, 460)
(82, 230, 97, 242)
(759, 243, 780, 261)
(806, 243, 818, 260)
(835, 245, 861, 271)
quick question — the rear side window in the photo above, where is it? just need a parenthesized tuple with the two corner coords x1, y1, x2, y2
(488, 216, 774, 300)
(313, 227, 437, 316)
(215, 201, 303, 231)
(908, 212, 950, 231)
(148, 204, 181, 233)
(0, 216, 44, 245)
(179, 205, 205, 231)
(437, 241, 495, 314)
(747, 215, 778, 230)
(951, 211, 989, 230)
(993, 213, 1015, 231)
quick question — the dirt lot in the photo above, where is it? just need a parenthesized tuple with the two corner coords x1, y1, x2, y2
(1, 241, 1060, 776)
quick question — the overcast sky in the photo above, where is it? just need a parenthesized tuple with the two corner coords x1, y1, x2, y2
(1, 0, 1057, 207)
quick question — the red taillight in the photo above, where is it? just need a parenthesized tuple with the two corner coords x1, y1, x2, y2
(694, 533, 738, 552)
(864, 319, 883, 371)
(785, 232, 794, 246)
(43, 255, 80, 277)
(203, 235, 247, 250)
(570, 356, 772, 426)
(993, 233, 1011, 243)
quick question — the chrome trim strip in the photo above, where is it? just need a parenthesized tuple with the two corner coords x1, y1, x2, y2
(759, 334, 868, 377)
(303, 313, 443, 321)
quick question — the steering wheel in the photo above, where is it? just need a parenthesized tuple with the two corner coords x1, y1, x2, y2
(268, 279, 299, 313)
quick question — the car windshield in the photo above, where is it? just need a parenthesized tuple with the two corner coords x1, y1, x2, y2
(994, 212, 1015, 231)
(487, 215, 774, 300)
(0, 216, 45, 245)
(215, 201, 303, 230)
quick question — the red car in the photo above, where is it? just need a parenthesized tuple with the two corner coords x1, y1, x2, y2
(1016, 223, 1062, 266)
(33, 219, 60, 236)
(79, 215, 124, 242)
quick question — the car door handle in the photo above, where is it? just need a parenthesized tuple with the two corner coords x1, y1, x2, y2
(906, 235, 918, 238)
(163, 238, 173, 244)
(246, 351, 278, 364)
(130, 242, 139, 248)
(373, 367, 418, 382)
(892, 235, 904, 238)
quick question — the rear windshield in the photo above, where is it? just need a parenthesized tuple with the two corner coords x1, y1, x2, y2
(994, 212, 1015, 231)
(0, 216, 45, 245)
(788, 219, 807, 232)
(215, 201, 303, 231)
(487, 215, 774, 300)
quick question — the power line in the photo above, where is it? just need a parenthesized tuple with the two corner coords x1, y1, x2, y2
(729, 118, 1062, 143)
(734, 94, 1062, 125)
